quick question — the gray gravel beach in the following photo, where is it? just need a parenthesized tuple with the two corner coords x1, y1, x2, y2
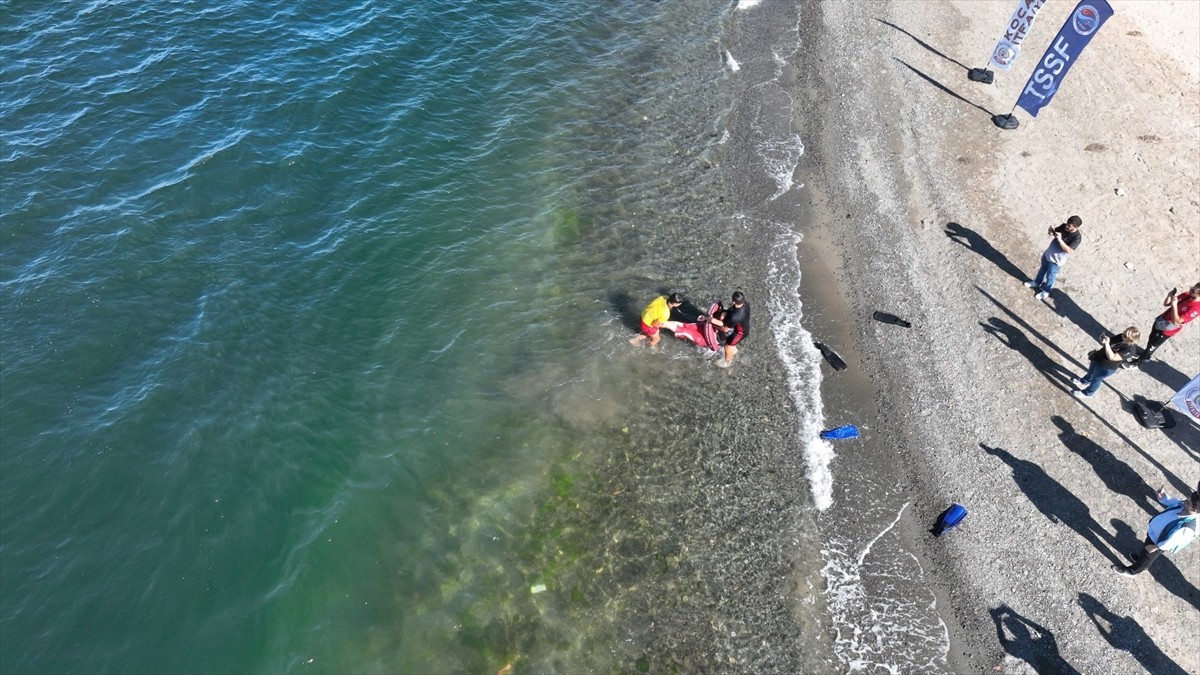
(726, 1, 1200, 672)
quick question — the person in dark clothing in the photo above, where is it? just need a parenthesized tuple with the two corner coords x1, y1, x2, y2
(711, 291, 749, 368)
(1025, 215, 1082, 300)
(1070, 326, 1139, 399)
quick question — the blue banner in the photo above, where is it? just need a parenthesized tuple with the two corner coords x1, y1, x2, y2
(1016, 0, 1113, 117)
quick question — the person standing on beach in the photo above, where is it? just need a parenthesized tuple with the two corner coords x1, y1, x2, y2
(1112, 488, 1199, 577)
(1024, 215, 1082, 300)
(1135, 282, 1200, 364)
(710, 291, 749, 368)
(629, 292, 684, 348)
(1070, 327, 1139, 399)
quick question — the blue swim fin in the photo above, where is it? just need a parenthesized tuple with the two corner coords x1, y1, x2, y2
(932, 504, 968, 537)
(819, 425, 859, 440)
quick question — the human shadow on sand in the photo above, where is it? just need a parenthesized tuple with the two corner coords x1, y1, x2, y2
(982, 444, 1122, 565)
(1162, 420, 1200, 462)
(945, 222, 1108, 338)
(1111, 518, 1200, 612)
(1052, 415, 1158, 515)
(945, 221, 1026, 282)
(990, 605, 1080, 675)
(981, 317, 1076, 394)
(1042, 289, 1108, 346)
(977, 287, 1080, 367)
(874, 19, 972, 71)
(977, 286, 1193, 495)
(1079, 593, 1189, 675)
(1137, 358, 1191, 392)
(894, 59, 993, 116)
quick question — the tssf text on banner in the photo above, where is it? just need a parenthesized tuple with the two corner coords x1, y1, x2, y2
(1016, 0, 1112, 117)
(989, 0, 1050, 71)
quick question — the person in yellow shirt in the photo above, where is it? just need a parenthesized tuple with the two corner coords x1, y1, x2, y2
(629, 292, 684, 347)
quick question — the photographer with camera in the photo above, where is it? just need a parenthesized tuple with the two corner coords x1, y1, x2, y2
(1135, 282, 1200, 365)
(1024, 215, 1083, 301)
(1070, 326, 1140, 399)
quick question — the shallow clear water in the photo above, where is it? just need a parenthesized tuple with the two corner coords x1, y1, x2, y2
(1, 1, 748, 672)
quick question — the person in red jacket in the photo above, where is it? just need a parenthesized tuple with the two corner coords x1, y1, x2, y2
(1136, 282, 1200, 364)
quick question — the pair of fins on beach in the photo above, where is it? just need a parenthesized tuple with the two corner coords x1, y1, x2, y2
(812, 310, 911, 372)
(813, 311, 914, 439)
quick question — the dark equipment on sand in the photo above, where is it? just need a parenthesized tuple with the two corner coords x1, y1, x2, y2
(932, 504, 968, 537)
(873, 311, 912, 328)
(1131, 399, 1174, 429)
(813, 341, 847, 371)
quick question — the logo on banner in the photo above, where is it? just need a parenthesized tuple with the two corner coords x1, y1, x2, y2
(987, 0, 1049, 72)
(992, 42, 1019, 68)
(1015, 0, 1113, 118)
(1073, 5, 1103, 35)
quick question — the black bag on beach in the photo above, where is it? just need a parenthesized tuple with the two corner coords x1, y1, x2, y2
(1132, 400, 1166, 429)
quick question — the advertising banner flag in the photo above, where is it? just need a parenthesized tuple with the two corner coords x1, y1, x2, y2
(989, 0, 1050, 71)
(1168, 373, 1200, 427)
(1016, 0, 1113, 117)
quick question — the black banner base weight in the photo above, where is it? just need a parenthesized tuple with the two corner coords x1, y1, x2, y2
(968, 68, 994, 85)
(992, 113, 1019, 130)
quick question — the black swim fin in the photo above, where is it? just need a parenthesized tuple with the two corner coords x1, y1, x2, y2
(873, 311, 912, 328)
(813, 341, 848, 371)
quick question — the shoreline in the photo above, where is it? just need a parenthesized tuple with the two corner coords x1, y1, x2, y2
(780, 0, 1199, 672)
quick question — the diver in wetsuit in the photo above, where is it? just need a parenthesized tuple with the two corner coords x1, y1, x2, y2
(711, 291, 749, 368)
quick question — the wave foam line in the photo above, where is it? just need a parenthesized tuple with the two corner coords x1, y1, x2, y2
(765, 227, 833, 510)
(724, 49, 740, 72)
(821, 502, 951, 673)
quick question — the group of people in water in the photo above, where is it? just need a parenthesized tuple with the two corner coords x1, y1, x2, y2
(628, 291, 750, 368)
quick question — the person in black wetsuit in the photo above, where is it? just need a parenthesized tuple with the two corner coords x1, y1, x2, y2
(711, 291, 749, 368)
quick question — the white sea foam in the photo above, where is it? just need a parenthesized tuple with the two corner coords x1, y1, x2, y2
(765, 226, 833, 510)
(821, 503, 951, 672)
(724, 49, 740, 72)
(758, 134, 804, 201)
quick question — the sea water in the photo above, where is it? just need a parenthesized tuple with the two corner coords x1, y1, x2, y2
(2, 1, 946, 672)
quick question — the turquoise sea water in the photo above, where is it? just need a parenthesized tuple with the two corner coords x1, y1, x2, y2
(2, 1, 771, 672)
(4, 1, 959, 671)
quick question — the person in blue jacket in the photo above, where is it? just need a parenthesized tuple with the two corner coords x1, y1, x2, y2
(1112, 488, 1199, 576)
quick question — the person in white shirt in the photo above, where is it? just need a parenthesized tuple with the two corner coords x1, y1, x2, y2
(1112, 488, 1199, 576)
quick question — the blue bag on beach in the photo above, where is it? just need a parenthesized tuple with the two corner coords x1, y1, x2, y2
(820, 425, 859, 440)
(933, 504, 968, 537)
